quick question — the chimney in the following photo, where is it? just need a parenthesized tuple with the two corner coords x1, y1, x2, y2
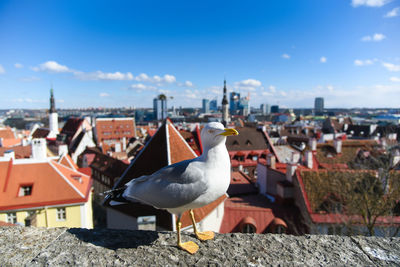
(115, 142, 122, 153)
(334, 139, 342, 154)
(308, 138, 317, 151)
(31, 138, 47, 160)
(267, 154, 276, 169)
(238, 165, 244, 172)
(21, 139, 29, 146)
(3, 150, 15, 160)
(305, 150, 313, 169)
(291, 152, 300, 164)
(388, 133, 397, 141)
(58, 144, 68, 156)
(286, 163, 297, 183)
(122, 137, 127, 151)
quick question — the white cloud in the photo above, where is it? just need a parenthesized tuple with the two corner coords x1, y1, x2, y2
(384, 7, 399, 17)
(129, 83, 157, 92)
(354, 59, 374, 66)
(238, 79, 262, 87)
(320, 57, 327, 63)
(99, 92, 110, 97)
(184, 81, 193, 87)
(361, 33, 386, 42)
(282, 54, 290, 59)
(352, 0, 391, 7)
(382, 62, 400, 72)
(163, 74, 176, 83)
(268, 85, 276, 93)
(234, 79, 262, 91)
(14, 63, 23, 68)
(32, 61, 71, 73)
(135, 73, 151, 82)
(76, 71, 134, 81)
(390, 77, 400, 82)
(135, 73, 176, 84)
(0, 64, 4, 74)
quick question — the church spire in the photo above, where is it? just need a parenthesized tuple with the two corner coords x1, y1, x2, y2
(50, 87, 56, 113)
(222, 79, 228, 105)
(221, 78, 229, 126)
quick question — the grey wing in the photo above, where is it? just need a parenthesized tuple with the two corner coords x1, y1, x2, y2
(122, 159, 207, 209)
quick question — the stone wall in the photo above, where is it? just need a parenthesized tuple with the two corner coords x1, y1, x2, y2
(1, 226, 399, 266)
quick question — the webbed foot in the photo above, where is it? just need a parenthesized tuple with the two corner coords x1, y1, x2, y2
(178, 241, 199, 254)
(195, 231, 215, 241)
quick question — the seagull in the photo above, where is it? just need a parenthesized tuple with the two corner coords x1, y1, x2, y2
(105, 122, 238, 254)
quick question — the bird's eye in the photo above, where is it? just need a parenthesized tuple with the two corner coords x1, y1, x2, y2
(208, 130, 215, 134)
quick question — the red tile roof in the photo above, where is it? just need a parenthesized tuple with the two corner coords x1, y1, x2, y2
(0, 221, 16, 226)
(0, 159, 92, 211)
(0, 146, 31, 159)
(1, 138, 21, 147)
(0, 128, 15, 139)
(228, 171, 257, 196)
(220, 194, 279, 233)
(180, 194, 227, 228)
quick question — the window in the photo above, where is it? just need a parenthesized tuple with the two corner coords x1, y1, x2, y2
(7, 212, 17, 224)
(18, 185, 33, 196)
(242, 223, 256, 233)
(57, 208, 66, 221)
(275, 225, 286, 234)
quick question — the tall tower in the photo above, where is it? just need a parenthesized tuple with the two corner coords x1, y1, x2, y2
(314, 97, 324, 114)
(48, 87, 59, 138)
(222, 79, 229, 126)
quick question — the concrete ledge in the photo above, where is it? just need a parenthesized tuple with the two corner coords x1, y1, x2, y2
(1, 227, 399, 266)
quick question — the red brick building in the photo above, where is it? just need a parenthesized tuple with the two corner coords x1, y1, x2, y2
(95, 117, 137, 154)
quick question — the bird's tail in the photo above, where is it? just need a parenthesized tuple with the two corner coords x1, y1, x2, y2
(101, 186, 128, 205)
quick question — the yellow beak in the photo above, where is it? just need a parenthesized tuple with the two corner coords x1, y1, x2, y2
(219, 128, 239, 136)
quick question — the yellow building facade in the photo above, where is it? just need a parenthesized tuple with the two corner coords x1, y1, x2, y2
(0, 192, 93, 228)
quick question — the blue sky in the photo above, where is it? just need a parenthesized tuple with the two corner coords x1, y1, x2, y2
(0, 0, 399, 109)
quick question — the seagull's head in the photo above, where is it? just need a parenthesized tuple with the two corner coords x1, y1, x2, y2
(201, 122, 239, 149)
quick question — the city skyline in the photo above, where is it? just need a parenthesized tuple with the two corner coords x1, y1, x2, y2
(0, 0, 399, 109)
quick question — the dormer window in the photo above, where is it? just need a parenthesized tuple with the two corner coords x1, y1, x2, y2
(19, 185, 33, 196)
(246, 140, 252, 146)
(233, 140, 239, 146)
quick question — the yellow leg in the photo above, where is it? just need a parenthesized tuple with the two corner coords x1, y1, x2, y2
(189, 209, 215, 241)
(176, 215, 199, 254)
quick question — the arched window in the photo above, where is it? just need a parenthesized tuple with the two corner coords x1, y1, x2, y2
(274, 225, 286, 234)
(242, 223, 256, 233)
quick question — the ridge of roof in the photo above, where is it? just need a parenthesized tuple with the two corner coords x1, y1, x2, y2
(49, 160, 85, 198)
(3, 159, 13, 193)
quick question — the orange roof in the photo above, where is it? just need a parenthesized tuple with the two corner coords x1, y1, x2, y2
(0, 128, 15, 139)
(180, 194, 227, 228)
(220, 195, 278, 233)
(167, 122, 198, 164)
(0, 221, 16, 226)
(0, 145, 31, 159)
(1, 138, 21, 147)
(0, 159, 92, 211)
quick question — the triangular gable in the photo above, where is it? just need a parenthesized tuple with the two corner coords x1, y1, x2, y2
(58, 154, 78, 171)
(166, 121, 198, 164)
